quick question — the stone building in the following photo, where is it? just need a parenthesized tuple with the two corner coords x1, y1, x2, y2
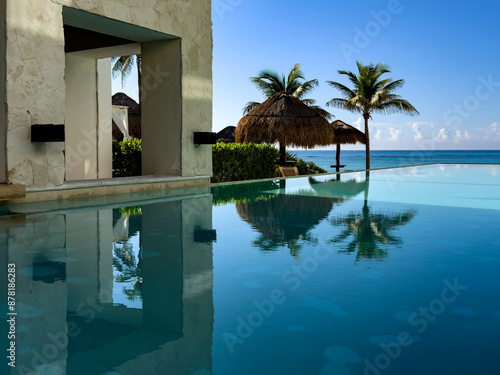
(0, 0, 213, 202)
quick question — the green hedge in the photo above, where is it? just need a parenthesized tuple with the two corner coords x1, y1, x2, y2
(111, 140, 326, 181)
(212, 143, 280, 183)
(113, 139, 142, 177)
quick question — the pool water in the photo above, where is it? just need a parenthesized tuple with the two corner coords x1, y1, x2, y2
(1, 164, 499, 375)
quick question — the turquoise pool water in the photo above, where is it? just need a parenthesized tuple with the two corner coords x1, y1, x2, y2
(1, 164, 499, 374)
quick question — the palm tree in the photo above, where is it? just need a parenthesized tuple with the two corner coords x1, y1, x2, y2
(244, 63, 333, 120)
(326, 61, 419, 169)
(112, 55, 142, 101)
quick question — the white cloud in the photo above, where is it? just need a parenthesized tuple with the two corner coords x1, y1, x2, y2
(387, 127, 402, 142)
(412, 124, 424, 141)
(453, 130, 472, 143)
(435, 128, 448, 141)
(373, 128, 382, 141)
(484, 122, 500, 142)
(353, 117, 364, 130)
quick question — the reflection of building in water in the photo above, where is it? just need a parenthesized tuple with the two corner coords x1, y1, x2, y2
(0, 194, 214, 375)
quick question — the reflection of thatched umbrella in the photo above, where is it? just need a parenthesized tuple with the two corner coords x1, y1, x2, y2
(112, 93, 142, 140)
(236, 194, 335, 258)
(331, 120, 366, 172)
(236, 93, 334, 166)
(308, 176, 368, 200)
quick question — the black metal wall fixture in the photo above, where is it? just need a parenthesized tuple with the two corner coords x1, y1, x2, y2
(31, 125, 65, 142)
(194, 229, 217, 244)
(193, 132, 216, 145)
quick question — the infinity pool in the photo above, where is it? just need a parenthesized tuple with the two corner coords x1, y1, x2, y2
(1, 164, 499, 375)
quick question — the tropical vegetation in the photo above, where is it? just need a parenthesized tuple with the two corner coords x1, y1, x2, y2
(212, 142, 326, 183)
(326, 61, 419, 169)
(244, 63, 332, 120)
(112, 55, 142, 100)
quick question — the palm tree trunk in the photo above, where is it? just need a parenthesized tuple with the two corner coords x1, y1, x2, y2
(280, 143, 286, 166)
(364, 114, 370, 170)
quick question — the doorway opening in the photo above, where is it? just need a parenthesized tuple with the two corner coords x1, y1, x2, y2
(62, 7, 181, 181)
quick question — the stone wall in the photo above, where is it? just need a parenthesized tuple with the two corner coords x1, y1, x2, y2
(4, 0, 213, 187)
(5, 0, 66, 187)
(0, 0, 6, 183)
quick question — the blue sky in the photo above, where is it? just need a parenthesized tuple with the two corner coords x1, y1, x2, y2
(113, 0, 500, 150)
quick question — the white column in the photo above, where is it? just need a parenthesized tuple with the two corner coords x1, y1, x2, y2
(141, 39, 182, 176)
(65, 54, 98, 181)
(97, 58, 112, 179)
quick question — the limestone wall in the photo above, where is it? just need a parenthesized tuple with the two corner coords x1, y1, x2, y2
(5, 0, 66, 187)
(4, 0, 213, 187)
(1, 0, 6, 183)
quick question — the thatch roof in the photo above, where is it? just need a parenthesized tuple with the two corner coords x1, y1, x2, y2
(112, 92, 142, 140)
(235, 92, 334, 148)
(331, 120, 366, 145)
(216, 126, 236, 143)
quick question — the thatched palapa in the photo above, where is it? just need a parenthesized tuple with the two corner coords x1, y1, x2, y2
(330, 120, 366, 172)
(216, 126, 236, 143)
(236, 92, 334, 165)
(112, 92, 142, 140)
(331, 120, 366, 145)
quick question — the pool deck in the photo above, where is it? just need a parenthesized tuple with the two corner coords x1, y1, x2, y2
(0, 184, 26, 201)
(1, 175, 211, 205)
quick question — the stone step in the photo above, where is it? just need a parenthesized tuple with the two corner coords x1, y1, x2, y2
(0, 184, 26, 201)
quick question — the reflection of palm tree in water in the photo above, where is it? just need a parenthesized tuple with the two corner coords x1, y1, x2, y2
(330, 174, 417, 262)
(113, 207, 144, 302)
(113, 240, 143, 301)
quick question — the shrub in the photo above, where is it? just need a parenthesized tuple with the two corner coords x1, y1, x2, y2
(294, 159, 327, 175)
(111, 139, 326, 181)
(212, 143, 279, 183)
(286, 151, 328, 175)
(113, 138, 142, 177)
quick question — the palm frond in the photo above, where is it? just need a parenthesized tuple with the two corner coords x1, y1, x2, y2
(326, 98, 348, 109)
(301, 98, 316, 106)
(373, 99, 420, 116)
(327, 81, 356, 100)
(382, 79, 405, 94)
(244, 64, 323, 116)
(308, 105, 334, 120)
(338, 69, 360, 88)
(243, 101, 262, 115)
(294, 79, 319, 98)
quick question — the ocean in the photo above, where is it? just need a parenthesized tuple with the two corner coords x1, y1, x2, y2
(293, 150, 500, 173)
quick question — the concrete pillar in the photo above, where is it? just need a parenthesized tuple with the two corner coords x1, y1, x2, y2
(65, 210, 100, 311)
(97, 58, 112, 179)
(141, 200, 184, 334)
(97, 209, 114, 303)
(141, 39, 182, 176)
(4, 0, 66, 187)
(0, 0, 6, 184)
(65, 54, 98, 181)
